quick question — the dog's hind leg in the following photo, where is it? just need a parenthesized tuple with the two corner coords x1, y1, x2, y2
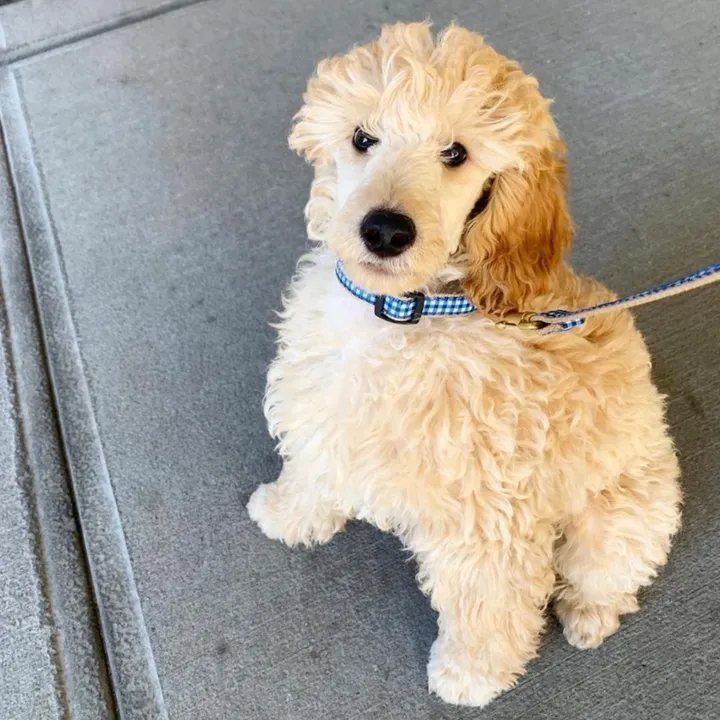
(553, 451, 681, 650)
(247, 464, 349, 547)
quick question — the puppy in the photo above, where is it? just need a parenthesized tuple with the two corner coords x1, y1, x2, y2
(248, 22, 681, 707)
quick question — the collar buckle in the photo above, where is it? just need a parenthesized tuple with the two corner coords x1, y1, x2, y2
(374, 292, 426, 324)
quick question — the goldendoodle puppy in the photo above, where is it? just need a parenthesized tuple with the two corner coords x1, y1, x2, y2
(248, 22, 681, 707)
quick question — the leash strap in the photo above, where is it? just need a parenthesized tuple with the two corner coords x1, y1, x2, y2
(520, 261, 720, 335)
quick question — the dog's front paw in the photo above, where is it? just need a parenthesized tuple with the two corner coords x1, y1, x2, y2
(247, 482, 345, 547)
(427, 638, 506, 707)
(555, 596, 635, 650)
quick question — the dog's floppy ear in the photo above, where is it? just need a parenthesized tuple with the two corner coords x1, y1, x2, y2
(287, 79, 341, 241)
(287, 41, 385, 241)
(462, 142, 572, 314)
(288, 64, 345, 240)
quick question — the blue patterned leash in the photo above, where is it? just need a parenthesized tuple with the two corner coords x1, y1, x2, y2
(524, 261, 720, 335)
(336, 261, 720, 333)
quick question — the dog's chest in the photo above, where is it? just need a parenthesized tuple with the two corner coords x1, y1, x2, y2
(271, 261, 479, 408)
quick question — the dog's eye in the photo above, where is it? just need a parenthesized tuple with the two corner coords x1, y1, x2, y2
(352, 128, 379, 153)
(440, 143, 468, 168)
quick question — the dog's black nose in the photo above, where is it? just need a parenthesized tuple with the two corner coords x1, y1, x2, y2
(360, 209, 416, 258)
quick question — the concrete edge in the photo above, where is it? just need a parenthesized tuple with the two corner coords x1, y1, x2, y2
(0, 66, 167, 720)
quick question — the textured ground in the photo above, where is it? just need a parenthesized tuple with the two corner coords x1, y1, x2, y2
(0, 1, 718, 718)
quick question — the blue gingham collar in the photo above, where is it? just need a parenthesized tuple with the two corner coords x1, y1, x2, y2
(335, 261, 476, 324)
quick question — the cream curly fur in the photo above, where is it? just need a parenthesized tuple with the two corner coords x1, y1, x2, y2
(247, 22, 681, 707)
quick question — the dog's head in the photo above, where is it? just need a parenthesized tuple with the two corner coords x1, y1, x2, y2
(290, 23, 572, 313)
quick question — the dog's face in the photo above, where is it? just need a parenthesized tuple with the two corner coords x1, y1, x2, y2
(291, 23, 572, 312)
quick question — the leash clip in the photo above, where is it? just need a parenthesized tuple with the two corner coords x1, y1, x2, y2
(495, 312, 548, 332)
